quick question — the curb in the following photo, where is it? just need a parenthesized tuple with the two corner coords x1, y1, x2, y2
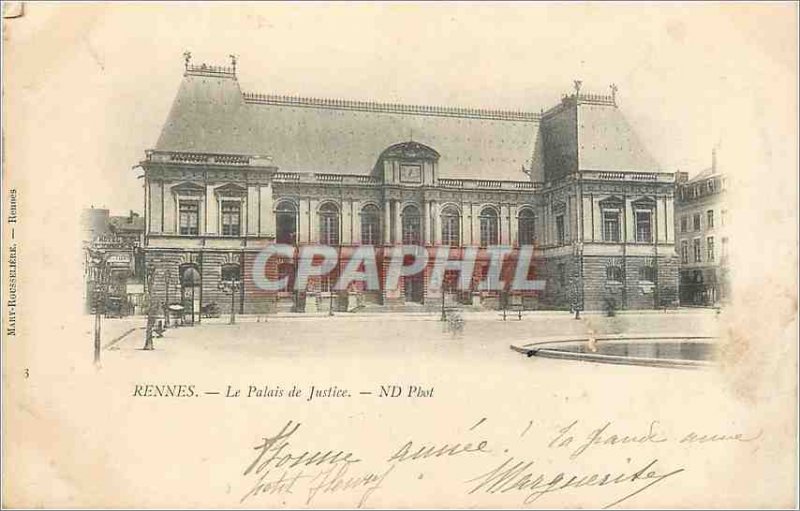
(103, 327, 143, 349)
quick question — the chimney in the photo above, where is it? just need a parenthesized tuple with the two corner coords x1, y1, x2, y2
(711, 147, 717, 174)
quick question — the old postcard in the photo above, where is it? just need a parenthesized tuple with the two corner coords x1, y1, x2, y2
(2, 2, 797, 508)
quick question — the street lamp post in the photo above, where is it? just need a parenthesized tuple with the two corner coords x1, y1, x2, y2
(219, 278, 241, 324)
(329, 280, 335, 317)
(89, 249, 108, 366)
(143, 264, 157, 350)
(572, 241, 584, 320)
(164, 272, 171, 329)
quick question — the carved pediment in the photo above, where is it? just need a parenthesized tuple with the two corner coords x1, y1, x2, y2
(214, 183, 247, 196)
(598, 195, 624, 208)
(632, 196, 656, 208)
(171, 182, 205, 195)
(379, 141, 440, 161)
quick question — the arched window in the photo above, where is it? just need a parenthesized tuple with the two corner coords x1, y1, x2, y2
(441, 205, 460, 247)
(276, 201, 298, 244)
(179, 264, 201, 287)
(518, 208, 536, 246)
(319, 203, 340, 246)
(402, 205, 422, 245)
(360, 205, 381, 245)
(479, 207, 499, 246)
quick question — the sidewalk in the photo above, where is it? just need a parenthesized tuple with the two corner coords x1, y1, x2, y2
(85, 315, 145, 349)
(142, 306, 717, 325)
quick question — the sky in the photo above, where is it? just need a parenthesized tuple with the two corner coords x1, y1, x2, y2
(4, 2, 797, 215)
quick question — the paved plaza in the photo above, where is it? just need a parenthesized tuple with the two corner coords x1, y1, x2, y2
(95, 309, 720, 376)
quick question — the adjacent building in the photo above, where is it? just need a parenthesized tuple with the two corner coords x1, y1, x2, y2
(675, 149, 729, 305)
(139, 60, 679, 317)
(82, 208, 145, 314)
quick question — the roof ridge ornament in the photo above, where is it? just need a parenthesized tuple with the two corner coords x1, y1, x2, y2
(183, 50, 192, 71)
(610, 83, 618, 105)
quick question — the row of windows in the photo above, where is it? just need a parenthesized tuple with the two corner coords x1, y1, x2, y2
(276, 202, 538, 247)
(680, 209, 726, 234)
(677, 177, 726, 201)
(556, 263, 656, 285)
(177, 199, 660, 246)
(598, 208, 654, 243)
(178, 200, 242, 236)
(605, 265, 656, 283)
(680, 236, 726, 264)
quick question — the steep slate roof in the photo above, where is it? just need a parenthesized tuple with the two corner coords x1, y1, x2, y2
(577, 101, 661, 172)
(155, 70, 543, 181)
(154, 68, 661, 180)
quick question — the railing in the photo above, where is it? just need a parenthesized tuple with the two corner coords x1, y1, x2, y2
(272, 172, 381, 186)
(242, 92, 541, 122)
(270, 172, 540, 191)
(314, 173, 343, 183)
(597, 172, 626, 180)
(144, 150, 277, 167)
(186, 63, 235, 76)
(146, 150, 256, 166)
(438, 178, 542, 191)
(574, 92, 616, 105)
(274, 172, 300, 181)
(475, 179, 503, 189)
(438, 178, 464, 188)
(583, 170, 673, 184)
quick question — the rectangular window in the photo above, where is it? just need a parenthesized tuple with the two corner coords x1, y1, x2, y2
(680, 216, 688, 233)
(602, 210, 620, 242)
(693, 213, 701, 231)
(221, 201, 241, 236)
(635, 210, 652, 243)
(179, 201, 199, 235)
(606, 265, 623, 283)
(681, 240, 689, 264)
(706, 210, 714, 229)
(693, 238, 702, 263)
(707, 236, 715, 262)
(639, 266, 656, 282)
(555, 215, 565, 245)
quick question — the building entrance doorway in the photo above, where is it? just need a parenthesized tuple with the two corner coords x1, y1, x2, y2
(404, 274, 424, 303)
(179, 264, 201, 324)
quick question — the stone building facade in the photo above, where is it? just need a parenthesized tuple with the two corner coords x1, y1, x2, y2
(675, 149, 730, 305)
(139, 61, 679, 317)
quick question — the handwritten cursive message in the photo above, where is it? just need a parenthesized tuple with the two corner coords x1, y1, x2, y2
(236, 419, 761, 508)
